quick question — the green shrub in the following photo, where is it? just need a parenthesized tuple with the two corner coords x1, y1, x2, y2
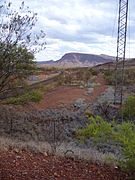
(103, 69, 114, 85)
(121, 96, 135, 120)
(77, 116, 114, 142)
(115, 121, 135, 175)
(27, 90, 44, 103)
(77, 116, 135, 175)
(6, 90, 43, 105)
(6, 96, 27, 105)
(103, 69, 122, 85)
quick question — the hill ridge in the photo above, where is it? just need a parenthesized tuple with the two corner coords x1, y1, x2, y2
(37, 52, 115, 67)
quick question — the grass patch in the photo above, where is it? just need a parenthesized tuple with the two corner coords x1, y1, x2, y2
(6, 90, 44, 105)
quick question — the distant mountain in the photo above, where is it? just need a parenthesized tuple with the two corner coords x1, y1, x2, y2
(37, 52, 115, 67)
(37, 60, 54, 65)
(100, 54, 115, 61)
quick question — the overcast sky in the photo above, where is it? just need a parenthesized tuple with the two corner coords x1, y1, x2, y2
(1, 0, 135, 61)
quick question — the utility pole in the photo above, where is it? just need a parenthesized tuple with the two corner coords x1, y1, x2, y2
(114, 0, 128, 105)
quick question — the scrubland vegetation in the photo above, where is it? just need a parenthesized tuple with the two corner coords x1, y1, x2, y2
(55, 67, 98, 86)
(6, 90, 43, 105)
(103, 68, 135, 85)
(121, 95, 135, 121)
(76, 93, 135, 176)
(0, 1, 135, 179)
(1, 61, 135, 178)
(77, 116, 135, 175)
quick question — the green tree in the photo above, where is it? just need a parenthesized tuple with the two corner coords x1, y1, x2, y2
(0, 2, 46, 94)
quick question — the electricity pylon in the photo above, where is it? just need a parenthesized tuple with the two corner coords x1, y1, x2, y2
(114, 0, 128, 105)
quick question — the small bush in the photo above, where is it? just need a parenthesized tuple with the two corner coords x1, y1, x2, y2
(103, 69, 121, 85)
(6, 90, 43, 105)
(77, 116, 135, 175)
(121, 96, 135, 120)
(39, 83, 53, 93)
(103, 69, 114, 85)
(77, 116, 114, 142)
(6, 96, 27, 105)
(56, 75, 64, 86)
(27, 90, 44, 103)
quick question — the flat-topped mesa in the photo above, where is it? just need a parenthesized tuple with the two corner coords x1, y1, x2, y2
(37, 52, 115, 67)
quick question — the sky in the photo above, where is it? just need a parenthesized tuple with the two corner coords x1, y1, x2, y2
(1, 0, 135, 61)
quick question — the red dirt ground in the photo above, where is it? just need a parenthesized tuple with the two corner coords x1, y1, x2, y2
(27, 73, 107, 110)
(36, 86, 87, 109)
(0, 150, 128, 180)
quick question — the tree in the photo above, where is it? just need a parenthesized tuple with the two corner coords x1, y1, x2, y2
(0, 2, 46, 94)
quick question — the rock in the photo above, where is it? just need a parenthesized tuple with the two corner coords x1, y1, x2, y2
(87, 88, 94, 94)
(54, 172, 60, 177)
(22, 172, 28, 175)
(14, 148, 19, 153)
(79, 85, 84, 89)
(74, 98, 87, 108)
(42, 152, 48, 156)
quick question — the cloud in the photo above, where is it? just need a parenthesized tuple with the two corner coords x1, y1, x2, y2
(1, 0, 135, 60)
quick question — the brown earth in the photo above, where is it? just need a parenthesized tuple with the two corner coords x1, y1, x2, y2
(0, 150, 128, 180)
(36, 86, 87, 109)
(22, 73, 107, 110)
